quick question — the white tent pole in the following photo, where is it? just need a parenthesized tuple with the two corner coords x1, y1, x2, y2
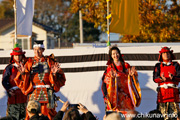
(13, 0, 17, 44)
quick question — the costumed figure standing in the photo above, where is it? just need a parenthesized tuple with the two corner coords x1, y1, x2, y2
(153, 47, 180, 120)
(14, 40, 66, 120)
(101, 46, 141, 115)
(2, 44, 27, 120)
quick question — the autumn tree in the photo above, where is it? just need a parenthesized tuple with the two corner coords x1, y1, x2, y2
(70, 0, 107, 31)
(34, 0, 72, 31)
(70, 0, 180, 42)
(122, 0, 180, 42)
(0, 0, 102, 43)
(34, 0, 101, 43)
(61, 12, 101, 43)
(0, 0, 72, 29)
(0, 0, 14, 19)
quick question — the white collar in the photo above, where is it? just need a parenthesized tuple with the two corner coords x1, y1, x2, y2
(13, 62, 19, 67)
(162, 61, 171, 65)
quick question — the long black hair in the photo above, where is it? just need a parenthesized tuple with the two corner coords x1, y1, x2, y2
(109, 46, 126, 73)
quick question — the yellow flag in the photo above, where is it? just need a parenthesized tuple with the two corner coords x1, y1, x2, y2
(110, 0, 139, 35)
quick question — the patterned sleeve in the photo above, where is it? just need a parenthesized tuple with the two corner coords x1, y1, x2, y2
(125, 62, 131, 69)
(125, 62, 138, 76)
(48, 58, 66, 92)
(14, 59, 34, 95)
(101, 68, 108, 98)
(101, 66, 112, 98)
(50, 68, 66, 92)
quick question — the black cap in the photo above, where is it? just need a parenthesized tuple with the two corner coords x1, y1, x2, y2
(33, 40, 45, 48)
(34, 40, 44, 45)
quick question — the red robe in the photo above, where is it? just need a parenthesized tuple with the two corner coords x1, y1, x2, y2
(15, 56, 66, 120)
(102, 62, 136, 112)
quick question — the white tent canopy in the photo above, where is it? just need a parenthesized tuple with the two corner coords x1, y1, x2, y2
(0, 44, 180, 119)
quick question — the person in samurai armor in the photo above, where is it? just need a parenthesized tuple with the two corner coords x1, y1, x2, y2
(153, 46, 180, 120)
(101, 46, 141, 115)
(14, 40, 66, 120)
(2, 44, 27, 120)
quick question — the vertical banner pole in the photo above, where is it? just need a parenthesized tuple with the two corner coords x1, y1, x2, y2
(79, 10, 83, 43)
(13, 0, 17, 44)
(107, 0, 110, 46)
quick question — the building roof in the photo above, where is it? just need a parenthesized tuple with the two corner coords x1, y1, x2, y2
(0, 19, 14, 33)
(0, 19, 59, 34)
(33, 20, 59, 34)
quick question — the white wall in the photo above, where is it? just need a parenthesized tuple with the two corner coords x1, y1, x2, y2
(0, 26, 14, 50)
(32, 25, 47, 49)
(0, 25, 48, 50)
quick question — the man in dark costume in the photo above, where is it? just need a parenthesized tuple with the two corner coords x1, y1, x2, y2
(153, 46, 180, 120)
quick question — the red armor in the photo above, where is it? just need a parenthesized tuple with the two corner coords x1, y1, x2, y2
(153, 62, 180, 103)
(15, 56, 66, 120)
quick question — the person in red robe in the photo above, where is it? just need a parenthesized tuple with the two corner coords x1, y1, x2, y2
(2, 45, 27, 120)
(101, 46, 140, 115)
(153, 46, 180, 120)
(14, 40, 66, 120)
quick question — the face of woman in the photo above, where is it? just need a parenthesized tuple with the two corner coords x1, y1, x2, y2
(162, 52, 170, 61)
(14, 55, 22, 62)
(111, 50, 120, 62)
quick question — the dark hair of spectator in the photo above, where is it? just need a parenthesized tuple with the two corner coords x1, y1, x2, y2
(63, 108, 82, 120)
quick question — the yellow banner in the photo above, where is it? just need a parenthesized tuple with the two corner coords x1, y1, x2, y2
(110, 0, 139, 35)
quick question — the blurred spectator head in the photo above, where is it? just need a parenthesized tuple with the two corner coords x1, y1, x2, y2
(0, 116, 16, 120)
(27, 100, 41, 114)
(105, 112, 121, 120)
(63, 108, 82, 120)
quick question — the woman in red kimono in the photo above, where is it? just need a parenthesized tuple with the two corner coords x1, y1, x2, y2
(2, 45, 27, 120)
(101, 46, 140, 114)
(14, 40, 66, 120)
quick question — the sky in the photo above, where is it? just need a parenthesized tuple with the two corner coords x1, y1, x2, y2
(101, 33, 120, 41)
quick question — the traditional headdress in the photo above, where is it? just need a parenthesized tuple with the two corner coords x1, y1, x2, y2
(10, 44, 25, 56)
(33, 40, 45, 49)
(158, 46, 175, 61)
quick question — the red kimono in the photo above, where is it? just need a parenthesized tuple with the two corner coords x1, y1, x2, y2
(15, 56, 66, 120)
(102, 62, 137, 112)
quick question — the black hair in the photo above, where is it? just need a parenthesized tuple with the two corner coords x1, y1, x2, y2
(159, 51, 175, 62)
(109, 46, 126, 73)
(29, 109, 38, 114)
(63, 108, 82, 120)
